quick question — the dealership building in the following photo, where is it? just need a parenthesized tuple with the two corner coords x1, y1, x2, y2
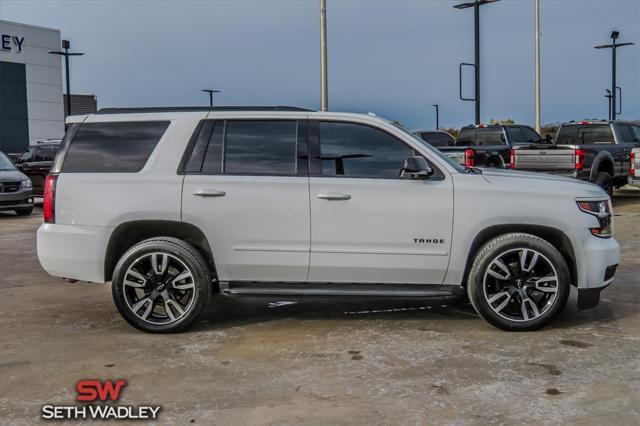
(0, 20, 65, 154)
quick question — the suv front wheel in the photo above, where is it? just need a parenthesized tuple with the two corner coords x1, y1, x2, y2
(467, 233, 570, 331)
(112, 237, 212, 333)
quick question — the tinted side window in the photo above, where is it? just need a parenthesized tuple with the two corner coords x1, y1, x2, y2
(521, 127, 541, 143)
(632, 125, 640, 140)
(476, 128, 505, 145)
(318, 122, 412, 178)
(617, 124, 636, 143)
(224, 120, 298, 175)
(456, 129, 476, 145)
(506, 127, 525, 143)
(62, 121, 169, 173)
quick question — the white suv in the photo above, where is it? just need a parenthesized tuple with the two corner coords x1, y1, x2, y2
(37, 107, 620, 333)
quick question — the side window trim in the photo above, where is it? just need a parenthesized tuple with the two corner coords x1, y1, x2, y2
(312, 120, 444, 180)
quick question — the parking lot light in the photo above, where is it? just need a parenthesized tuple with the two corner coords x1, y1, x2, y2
(594, 31, 634, 120)
(201, 89, 221, 107)
(453, 0, 500, 125)
(48, 40, 84, 117)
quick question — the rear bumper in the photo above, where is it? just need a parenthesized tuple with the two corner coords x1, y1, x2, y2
(0, 189, 34, 211)
(37, 223, 112, 283)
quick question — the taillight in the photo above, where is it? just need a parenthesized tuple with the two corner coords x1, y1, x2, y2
(43, 174, 58, 224)
(464, 149, 474, 168)
(509, 148, 516, 169)
(631, 151, 637, 177)
(575, 149, 586, 170)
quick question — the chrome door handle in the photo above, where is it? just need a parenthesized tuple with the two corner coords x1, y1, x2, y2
(317, 192, 351, 200)
(193, 189, 226, 197)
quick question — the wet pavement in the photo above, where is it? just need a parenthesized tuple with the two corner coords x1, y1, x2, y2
(1, 189, 639, 424)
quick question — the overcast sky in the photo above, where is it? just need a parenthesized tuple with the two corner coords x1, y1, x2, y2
(2, 0, 639, 129)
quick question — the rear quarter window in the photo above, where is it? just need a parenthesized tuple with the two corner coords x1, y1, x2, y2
(61, 121, 169, 173)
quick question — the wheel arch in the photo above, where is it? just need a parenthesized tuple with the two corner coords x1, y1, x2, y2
(104, 220, 216, 282)
(590, 152, 615, 180)
(461, 224, 577, 288)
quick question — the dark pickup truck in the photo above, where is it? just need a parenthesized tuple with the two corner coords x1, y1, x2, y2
(438, 124, 545, 169)
(511, 120, 640, 195)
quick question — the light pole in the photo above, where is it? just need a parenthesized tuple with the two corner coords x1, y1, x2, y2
(201, 89, 221, 107)
(432, 104, 439, 130)
(320, 0, 329, 111)
(49, 40, 84, 117)
(595, 31, 634, 120)
(454, 0, 499, 125)
(534, 0, 541, 133)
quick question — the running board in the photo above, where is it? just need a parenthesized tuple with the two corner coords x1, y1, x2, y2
(220, 282, 463, 298)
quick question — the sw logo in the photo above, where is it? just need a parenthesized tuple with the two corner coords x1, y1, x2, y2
(76, 379, 127, 402)
(41, 379, 161, 420)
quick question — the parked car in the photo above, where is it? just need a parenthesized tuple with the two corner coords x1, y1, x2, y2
(630, 147, 640, 188)
(0, 151, 34, 216)
(413, 130, 456, 147)
(511, 120, 640, 195)
(438, 124, 545, 169)
(37, 107, 619, 333)
(15, 139, 62, 196)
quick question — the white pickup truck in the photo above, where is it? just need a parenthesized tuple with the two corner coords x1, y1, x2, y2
(37, 107, 620, 333)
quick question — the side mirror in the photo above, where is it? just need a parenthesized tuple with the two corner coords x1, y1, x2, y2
(401, 156, 433, 179)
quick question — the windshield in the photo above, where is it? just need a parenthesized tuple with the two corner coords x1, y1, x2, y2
(0, 152, 17, 171)
(392, 124, 466, 172)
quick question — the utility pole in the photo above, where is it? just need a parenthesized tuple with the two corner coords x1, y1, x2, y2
(534, 0, 541, 133)
(433, 104, 439, 130)
(595, 31, 634, 120)
(320, 0, 329, 111)
(201, 89, 221, 107)
(454, 0, 499, 125)
(49, 40, 84, 117)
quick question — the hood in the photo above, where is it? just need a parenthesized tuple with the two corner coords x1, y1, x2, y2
(478, 168, 607, 198)
(0, 169, 28, 183)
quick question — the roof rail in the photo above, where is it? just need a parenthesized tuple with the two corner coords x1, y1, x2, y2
(95, 106, 314, 114)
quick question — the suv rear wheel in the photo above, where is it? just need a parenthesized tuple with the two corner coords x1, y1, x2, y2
(467, 233, 570, 331)
(111, 237, 211, 333)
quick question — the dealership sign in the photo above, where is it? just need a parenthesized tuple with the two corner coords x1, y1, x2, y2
(41, 379, 161, 420)
(1, 34, 24, 52)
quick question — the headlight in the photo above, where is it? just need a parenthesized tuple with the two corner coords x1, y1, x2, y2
(20, 179, 32, 189)
(577, 200, 612, 238)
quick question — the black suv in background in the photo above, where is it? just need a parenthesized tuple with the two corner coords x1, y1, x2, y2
(437, 124, 544, 168)
(413, 130, 456, 147)
(15, 140, 61, 196)
(512, 120, 640, 194)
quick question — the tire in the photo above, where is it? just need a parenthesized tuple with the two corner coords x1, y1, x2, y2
(15, 207, 33, 216)
(111, 237, 212, 333)
(594, 171, 613, 197)
(467, 233, 570, 331)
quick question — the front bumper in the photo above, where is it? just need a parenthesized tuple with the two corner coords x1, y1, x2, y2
(566, 228, 620, 309)
(0, 189, 34, 211)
